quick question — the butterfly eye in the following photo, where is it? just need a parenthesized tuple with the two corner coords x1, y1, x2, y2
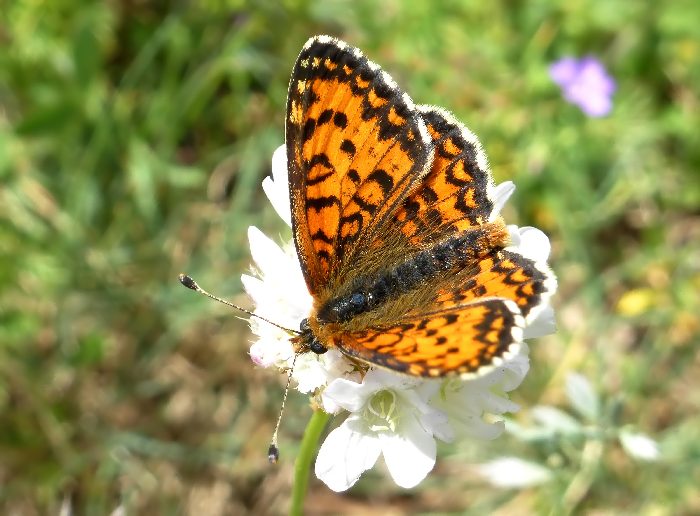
(299, 318, 311, 332)
(309, 339, 328, 355)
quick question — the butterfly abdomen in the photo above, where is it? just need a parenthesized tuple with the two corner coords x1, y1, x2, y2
(317, 221, 508, 323)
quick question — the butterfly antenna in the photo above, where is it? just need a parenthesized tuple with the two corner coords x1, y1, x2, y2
(268, 352, 299, 463)
(178, 274, 300, 335)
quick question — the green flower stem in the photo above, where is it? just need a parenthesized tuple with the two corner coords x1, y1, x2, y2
(290, 409, 331, 516)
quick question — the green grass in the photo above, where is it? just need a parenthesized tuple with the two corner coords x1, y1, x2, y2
(1, 0, 699, 514)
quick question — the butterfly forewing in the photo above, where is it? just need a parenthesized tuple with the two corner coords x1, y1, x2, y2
(286, 36, 433, 294)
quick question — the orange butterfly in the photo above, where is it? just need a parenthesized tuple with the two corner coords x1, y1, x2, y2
(282, 35, 556, 379)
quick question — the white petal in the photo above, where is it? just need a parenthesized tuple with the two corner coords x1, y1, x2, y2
(315, 417, 381, 492)
(453, 378, 521, 416)
(403, 388, 453, 443)
(499, 344, 531, 391)
(452, 412, 505, 440)
(320, 392, 344, 415)
(320, 351, 361, 385)
(247, 226, 291, 282)
(398, 385, 438, 414)
(512, 226, 551, 262)
(470, 343, 530, 393)
(323, 368, 422, 414)
(244, 228, 312, 329)
(522, 304, 556, 339)
(619, 431, 660, 461)
(506, 224, 521, 248)
(293, 354, 332, 393)
(240, 274, 267, 306)
(249, 337, 292, 368)
(416, 407, 453, 443)
(479, 389, 521, 415)
(430, 346, 529, 440)
(475, 457, 552, 488)
(489, 181, 515, 220)
(322, 377, 370, 413)
(241, 273, 300, 326)
(271, 143, 287, 180)
(380, 416, 437, 489)
(475, 342, 530, 392)
(293, 350, 355, 394)
(261, 145, 292, 227)
(364, 368, 421, 391)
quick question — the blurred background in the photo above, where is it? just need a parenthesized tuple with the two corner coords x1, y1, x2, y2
(1, 0, 699, 514)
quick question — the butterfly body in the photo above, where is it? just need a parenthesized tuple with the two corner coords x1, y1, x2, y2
(285, 36, 555, 378)
(315, 219, 509, 325)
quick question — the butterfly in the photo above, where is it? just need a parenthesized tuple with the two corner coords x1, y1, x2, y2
(284, 35, 555, 379)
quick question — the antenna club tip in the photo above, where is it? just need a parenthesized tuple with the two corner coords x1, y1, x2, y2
(179, 273, 198, 290)
(268, 444, 279, 464)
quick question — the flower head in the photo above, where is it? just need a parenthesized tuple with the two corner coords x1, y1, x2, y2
(316, 369, 452, 490)
(242, 144, 557, 491)
(549, 56, 616, 117)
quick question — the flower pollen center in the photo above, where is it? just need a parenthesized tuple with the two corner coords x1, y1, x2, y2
(364, 389, 399, 432)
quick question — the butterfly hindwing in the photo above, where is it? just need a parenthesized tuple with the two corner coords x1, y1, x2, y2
(435, 248, 556, 323)
(393, 107, 497, 247)
(335, 298, 524, 378)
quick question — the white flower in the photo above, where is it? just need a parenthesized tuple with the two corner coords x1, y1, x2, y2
(242, 226, 308, 369)
(316, 369, 452, 491)
(261, 145, 292, 226)
(242, 143, 557, 491)
(428, 344, 530, 441)
(241, 226, 354, 392)
(488, 180, 516, 221)
(293, 349, 357, 394)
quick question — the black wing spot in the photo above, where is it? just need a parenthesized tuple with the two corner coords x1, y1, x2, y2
(347, 169, 361, 184)
(317, 109, 334, 125)
(443, 313, 459, 325)
(311, 229, 334, 244)
(302, 119, 316, 142)
(308, 153, 332, 169)
(306, 195, 339, 211)
(333, 112, 348, 128)
(340, 139, 356, 156)
(367, 168, 394, 197)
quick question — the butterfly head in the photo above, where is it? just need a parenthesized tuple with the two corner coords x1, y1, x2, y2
(295, 317, 329, 355)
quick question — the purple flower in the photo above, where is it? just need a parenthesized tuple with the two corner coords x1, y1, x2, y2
(549, 56, 616, 117)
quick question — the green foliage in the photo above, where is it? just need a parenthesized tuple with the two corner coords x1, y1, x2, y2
(1, 0, 699, 513)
